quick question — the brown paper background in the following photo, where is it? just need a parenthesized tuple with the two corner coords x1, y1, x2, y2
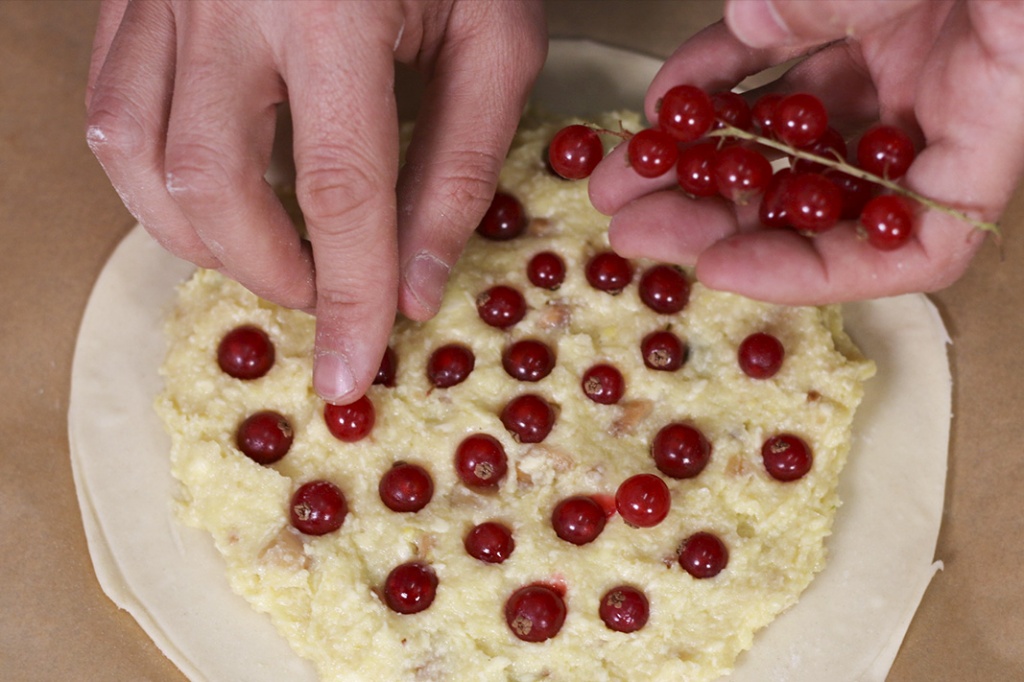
(2, 1, 1021, 680)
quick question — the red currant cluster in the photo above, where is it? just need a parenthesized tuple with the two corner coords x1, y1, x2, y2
(548, 85, 920, 251)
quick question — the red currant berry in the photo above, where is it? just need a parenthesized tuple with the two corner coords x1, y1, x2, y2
(581, 364, 625, 405)
(552, 495, 606, 545)
(784, 172, 842, 234)
(615, 473, 671, 528)
(501, 394, 556, 443)
(641, 330, 688, 371)
(477, 285, 526, 328)
(752, 93, 783, 136)
(454, 434, 508, 489)
(679, 531, 728, 579)
(652, 423, 711, 479)
(639, 265, 690, 314)
(762, 433, 813, 481)
(324, 395, 375, 442)
(826, 170, 877, 220)
(585, 251, 633, 293)
(464, 521, 515, 564)
(856, 124, 915, 179)
(374, 346, 397, 387)
(527, 251, 566, 290)
(476, 191, 527, 241)
(628, 127, 679, 178)
(711, 90, 753, 131)
(290, 480, 348, 536)
(502, 339, 555, 382)
(676, 141, 719, 198)
(505, 584, 567, 642)
(548, 125, 604, 180)
(658, 84, 715, 143)
(792, 126, 847, 174)
(759, 168, 793, 229)
(379, 462, 434, 512)
(771, 93, 828, 148)
(383, 562, 438, 614)
(236, 411, 293, 465)
(713, 145, 773, 204)
(738, 332, 785, 379)
(858, 194, 914, 250)
(217, 325, 274, 379)
(427, 343, 475, 388)
(599, 585, 650, 633)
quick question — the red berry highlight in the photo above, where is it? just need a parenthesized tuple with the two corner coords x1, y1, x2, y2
(502, 339, 555, 383)
(464, 521, 515, 564)
(581, 364, 625, 405)
(628, 127, 679, 178)
(548, 125, 604, 180)
(856, 124, 915, 179)
(738, 332, 785, 379)
(476, 192, 527, 241)
(772, 93, 828, 148)
(859, 194, 914, 250)
(641, 330, 688, 371)
(615, 473, 671, 528)
(236, 411, 293, 465)
(652, 423, 711, 479)
(586, 251, 633, 293)
(217, 325, 274, 379)
(290, 480, 348, 536)
(639, 265, 690, 314)
(427, 343, 475, 388)
(505, 584, 566, 642)
(477, 285, 526, 328)
(659, 84, 715, 142)
(552, 495, 607, 545)
(762, 434, 813, 481)
(679, 531, 729, 579)
(599, 585, 650, 633)
(526, 251, 566, 289)
(501, 394, 556, 443)
(383, 562, 438, 614)
(379, 462, 434, 512)
(454, 434, 508, 489)
(324, 396, 375, 442)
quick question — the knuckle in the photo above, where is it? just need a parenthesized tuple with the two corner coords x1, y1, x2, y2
(163, 139, 236, 204)
(85, 96, 149, 163)
(297, 157, 385, 229)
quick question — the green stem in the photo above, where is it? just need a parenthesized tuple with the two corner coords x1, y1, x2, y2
(708, 124, 1001, 238)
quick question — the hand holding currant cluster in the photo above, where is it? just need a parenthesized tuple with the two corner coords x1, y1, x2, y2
(588, 0, 1024, 305)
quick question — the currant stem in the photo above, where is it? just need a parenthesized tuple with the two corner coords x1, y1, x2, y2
(709, 124, 1001, 238)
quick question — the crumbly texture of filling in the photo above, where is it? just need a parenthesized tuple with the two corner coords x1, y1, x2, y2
(156, 113, 875, 682)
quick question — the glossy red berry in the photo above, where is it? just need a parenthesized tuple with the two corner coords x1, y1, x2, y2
(713, 145, 773, 204)
(586, 251, 633, 293)
(827, 170, 877, 220)
(374, 346, 397, 387)
(785, 172, 842, 234)
(676, 141, 719, 198)
(639, 265, 690, 314)
(527, 251, 566, 289)
(383, 562, 438, 614)
(454, 434, 508, 489)
(581, 364, 625, 405)
(427, 343, 475, 388)
(505, 584, 567, 642)
(711, 90, 752, 131)
(236, 411, 293, 465)
(652, 423, 711, 479)
(858, 194, 914, 250)
(552, 495, 606, 545)
(751, 93, 783, 136)
(762, 433, 813, 481)
(658, 84, 715, 142)
(738, 332, 785, 379)
(548, 125, 604, 180)
(641, 330, 688, 371)
(502, 339, 555, 382)
(856, 124, 915, 179)
(323, 396, 375, 442)
(628, 127, 679, 178)
(599, 585, 650, 633)
(477, 285, 526, 328)
(759, 168, 793, 229)
(793, 126, 847, 174)
(379, 462, 434, 512)
(217, 325, 274, 379)
(772, 93, 828, 148)
(290, 480, 348, 536)
(500, 394, 556, 443)
(476, 191, 527, 240)
(615, 473, 671, 528)
(679, 531, 728, 578)
(464, 521, 515, 564)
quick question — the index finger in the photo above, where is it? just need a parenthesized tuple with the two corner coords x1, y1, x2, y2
(283, 12, 402, 404)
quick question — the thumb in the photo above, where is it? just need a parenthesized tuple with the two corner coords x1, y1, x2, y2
(724, 0, 925, 49)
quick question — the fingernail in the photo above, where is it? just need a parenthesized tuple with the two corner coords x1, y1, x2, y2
(727, 0, 791, 47)
(314, 351, 355, 403)
(403, 251, 450, 316)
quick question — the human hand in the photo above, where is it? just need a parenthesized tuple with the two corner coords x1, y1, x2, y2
(86, 0, 547, 402)
(588, 0, 1024, 304)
